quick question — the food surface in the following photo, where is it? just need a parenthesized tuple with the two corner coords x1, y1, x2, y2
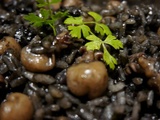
(0, 0, 160, 120)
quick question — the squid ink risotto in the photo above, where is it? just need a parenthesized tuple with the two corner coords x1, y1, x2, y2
(0, 0, 160, 120)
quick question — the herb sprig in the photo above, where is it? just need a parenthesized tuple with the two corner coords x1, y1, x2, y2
(64, 11, 123, 70)
(24, 0, 68, 36)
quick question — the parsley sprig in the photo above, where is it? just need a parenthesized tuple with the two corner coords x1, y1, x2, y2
(24, 0, 68, 36)
(64, 11, 123, 70)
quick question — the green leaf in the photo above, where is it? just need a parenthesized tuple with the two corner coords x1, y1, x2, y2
(80, 25, 91, 38)
(24, 13, 45, 27)
(104, 34, 123, 49)
(64, 16, 83, 25)
(45, 11, 68, 25)
(100, 24, 112, 35)
(64, 11, 123, 70)
(68, 26, 81, 38)
(85, 35, 102, 50)
(95, 23, 105, 36)
(88, 11, 102, 22)
(95, 23, 112, 35)
(68, 25, 91, 38)
(24, 0, 68, 36)
(85, 41, 101, 50)
(86, 34, 102, 42)
(102, 44, 117, 70)
(53, 11, 68, 20)
(40, 9, 50, 19)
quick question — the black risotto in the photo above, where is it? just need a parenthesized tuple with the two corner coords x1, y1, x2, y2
(0, 0, 160, 120)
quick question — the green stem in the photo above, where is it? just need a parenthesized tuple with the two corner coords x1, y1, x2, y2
(49, 23, 56, 36)
(46, 0, 56, 36)
(89, 30, 95, 36)
(83, 21, 96, 24)
(46, 0, 53, 18)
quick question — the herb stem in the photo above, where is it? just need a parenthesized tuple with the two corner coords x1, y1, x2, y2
(83, 21, 96, 24)
(46, 0, 53, 18)
(49, 23, 56, 36)
(46, 0, 56, 36)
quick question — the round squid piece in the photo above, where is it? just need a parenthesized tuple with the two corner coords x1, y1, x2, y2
(66, 61, 108, 99)
(0, 36, 21, 58)
(21, 45, 55, 72)
(0, 92, 34, 120)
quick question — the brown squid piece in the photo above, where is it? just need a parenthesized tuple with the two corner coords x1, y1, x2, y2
(66, 61, 108, 99)
(138, 56, 160, 94)
(0, 92, 34, 120)
(21, 45, 55, 72)
(0, 36, 21, 59)
(138, 57, 157, 78)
